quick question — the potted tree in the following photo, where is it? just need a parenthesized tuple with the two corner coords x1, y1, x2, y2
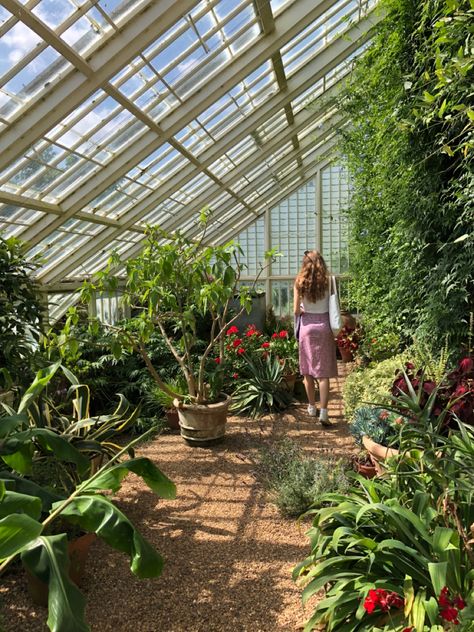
(79, 213, 275, 445)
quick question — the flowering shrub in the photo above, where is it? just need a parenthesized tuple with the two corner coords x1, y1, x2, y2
(336, 325, 360, 352)
(438, 586, 466, 625)
(391, 355, 474, 425)
(269, 330, 299, 374)
(222, 324, 299, 384)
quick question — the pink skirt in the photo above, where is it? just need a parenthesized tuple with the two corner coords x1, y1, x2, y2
(299, 312, 338, 378)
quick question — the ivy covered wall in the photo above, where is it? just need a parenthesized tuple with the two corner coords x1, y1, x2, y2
(341, 0, 473, 352)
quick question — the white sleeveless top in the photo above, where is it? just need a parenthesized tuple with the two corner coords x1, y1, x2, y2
(302, 289, 330, 314)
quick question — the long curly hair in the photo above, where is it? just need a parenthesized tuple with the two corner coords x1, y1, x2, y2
(295, 250, 329, 302)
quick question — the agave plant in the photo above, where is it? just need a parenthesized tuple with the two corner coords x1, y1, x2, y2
(230, 354, 293, 418)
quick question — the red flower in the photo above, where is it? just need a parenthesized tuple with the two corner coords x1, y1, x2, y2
(363, 589, 404, 615)
(379, 410, 389, 420)
(279, 330, 288, 338)
(453, 595, 466, 610)
(439, 587, 451, 608)
(402, 628, 414, 632)
(271, 333, 279, 339)
(226, 325, 239, 336)
(440, 606, 459, 624)
(214, 357, 221, 364)
(237, 347, 245, 355)
(232, 373, 239, 379)
(233, 338, 242, 348)
(261, 342, 270, 348)
(459, 357, 474, 373)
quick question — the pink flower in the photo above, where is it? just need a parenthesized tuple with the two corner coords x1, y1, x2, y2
(459, 357, 474, 373)
(379, 410, 389, 420)
(232, 373, 239, 379)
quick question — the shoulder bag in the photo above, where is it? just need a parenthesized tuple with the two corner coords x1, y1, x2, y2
(329, 276, 342, 335)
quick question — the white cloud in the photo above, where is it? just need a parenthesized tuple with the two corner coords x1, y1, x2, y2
(3, 21, 41, 64)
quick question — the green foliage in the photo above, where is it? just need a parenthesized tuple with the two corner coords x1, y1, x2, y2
(258, 439, 351, 517)
(349, 406, 402, 447)
(0, 431, 176, 632)
(0, 235, 43, 387)
(230, 355, 293, 418)
(342, 352, 410, 420)
(79, 218, 275, 405)
(340, 0, 474, 355)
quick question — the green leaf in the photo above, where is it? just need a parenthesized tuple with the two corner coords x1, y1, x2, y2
(57, 495, 164, 578)
(18, 362, 61, 414)
(0, 489, 42, 519)
(21, 535, 89, 632)
(428, 562, 447, 596)
(0, 513, 43, 559)
(81, 457, 176, 498)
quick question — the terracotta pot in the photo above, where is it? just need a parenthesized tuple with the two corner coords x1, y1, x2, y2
(341, 310, 357, 330)
(338, 347, 354, 363)
(362, 436, 400, 475)
(282, 373, 297, 392)
(174, 394, 231, 446)
(26, 533, 97, 606)
(165, 408, 180, 431)
(355, 460, 377, 479)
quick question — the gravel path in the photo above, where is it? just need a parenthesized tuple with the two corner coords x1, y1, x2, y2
(1, 364, 355, 632)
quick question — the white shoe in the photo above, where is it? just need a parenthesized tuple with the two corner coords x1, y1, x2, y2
(307, 404, 317, 417)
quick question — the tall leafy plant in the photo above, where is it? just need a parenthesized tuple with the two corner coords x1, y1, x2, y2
(0, 234, 43, 387)
(340, 0, 474, 353)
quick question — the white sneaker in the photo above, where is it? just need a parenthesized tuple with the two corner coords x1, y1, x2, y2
(307, 404, 317, 417)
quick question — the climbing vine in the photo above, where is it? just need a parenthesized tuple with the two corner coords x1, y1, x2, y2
(340, 0, 473, 353)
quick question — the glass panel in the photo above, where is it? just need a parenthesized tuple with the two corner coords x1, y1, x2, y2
(235, 216, 265, 276)
(321, 162, 350, 274)
(271, 280, 294, 317)
(271, 180, 317, 276)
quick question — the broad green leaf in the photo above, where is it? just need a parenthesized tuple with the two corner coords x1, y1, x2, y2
(428, 561, 447, 596)
(57, 495, 164, 578)
(0, 513, 42, 559)
(21, 535, 89, 632)
(0, 413, 28, 438)
(82, 457, 176, 498)
(1, 471, 64, 512)
(18, 362, 61, 414)
(0, 489, 41, 519)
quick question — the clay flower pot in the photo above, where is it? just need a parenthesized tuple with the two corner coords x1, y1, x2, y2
(339, 347, 354, 362)
(362, 436, 400, 475)
(174, 394, 231, 446)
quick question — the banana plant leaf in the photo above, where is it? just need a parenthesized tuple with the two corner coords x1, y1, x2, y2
(0, 513, 43, 559)
(81, 456, 177, 498)
(21, 534, 89, 632)
(0, 471, 64, 512)
(56, 494, 164, 578)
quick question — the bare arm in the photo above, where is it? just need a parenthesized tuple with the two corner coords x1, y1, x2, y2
(293, 284, 302, 315)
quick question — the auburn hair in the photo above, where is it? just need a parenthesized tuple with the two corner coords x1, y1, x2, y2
(295, 250, 329, 302)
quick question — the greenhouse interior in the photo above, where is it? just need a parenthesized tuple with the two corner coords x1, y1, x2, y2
(0, 0, 472, 630)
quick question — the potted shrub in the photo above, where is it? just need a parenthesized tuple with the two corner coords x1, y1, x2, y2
(152, 378, 188, 431)
(268, 329, 299, 390)
(348, 406, 402, 474)
(336, 325, 360, 362)
(79, 214, 275, 445)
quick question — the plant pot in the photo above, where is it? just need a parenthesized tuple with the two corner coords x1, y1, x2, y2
(174, 394, 231, 446)
(354, 456, 377, 479)
(362, 436, 400, 475)
(282, 373, 297, 392)
(26, 533, 97, 606)
(341, 310, 357, 330)
(165, 408, 180, 431)
(338, 347, 354, 362)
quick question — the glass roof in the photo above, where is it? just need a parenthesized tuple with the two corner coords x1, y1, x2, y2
(0, 0, 380, 315)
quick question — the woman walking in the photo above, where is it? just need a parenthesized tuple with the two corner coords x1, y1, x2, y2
(293, 250, 337, 426)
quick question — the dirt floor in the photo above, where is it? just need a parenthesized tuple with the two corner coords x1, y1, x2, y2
(0, 364, 356, 632)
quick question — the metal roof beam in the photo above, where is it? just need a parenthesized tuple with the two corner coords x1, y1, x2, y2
(25, 0, 355, 242)
(0, 0, 199, 170)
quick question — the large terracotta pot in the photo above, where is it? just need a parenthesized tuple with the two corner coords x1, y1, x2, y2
(174, 394, 231, 446)
(362, 436, 400, 475)
(338, 347, 354, 362)
(341, 310, 357, 330)
(26, 533, 97, 606)
(282, 373, 297, 392)
(165, 408, 180, 431)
